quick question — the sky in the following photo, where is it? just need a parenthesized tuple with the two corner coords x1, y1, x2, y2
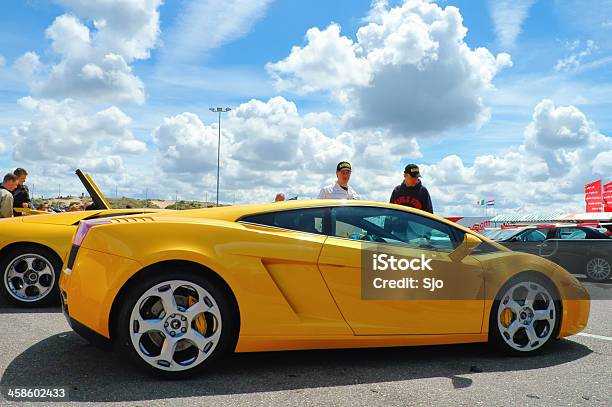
(0, 0, 610, 215)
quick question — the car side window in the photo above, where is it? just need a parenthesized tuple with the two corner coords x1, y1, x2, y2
(240, 208, 327, 235)
(516, 229, 548, 242)
(331, 206, 459, 252)
(559, 228, 587, 240)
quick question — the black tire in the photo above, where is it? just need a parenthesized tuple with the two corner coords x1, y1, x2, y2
(0, 245, 62, 308)
(489, 274, 561, 356)
(585, 257, 611, 282)
(114, 268, 239, 379)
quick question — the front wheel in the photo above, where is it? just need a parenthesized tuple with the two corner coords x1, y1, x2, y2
(489, 276, 560, 355)
(114, 270, 239, 379)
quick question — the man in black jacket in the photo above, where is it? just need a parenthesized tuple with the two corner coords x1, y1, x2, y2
(389, 164, 433, 213)
(12, 168, 30, 216)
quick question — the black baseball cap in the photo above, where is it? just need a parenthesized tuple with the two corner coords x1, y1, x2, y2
(404, 164, 421, 178)
(336, 161, 352, 172)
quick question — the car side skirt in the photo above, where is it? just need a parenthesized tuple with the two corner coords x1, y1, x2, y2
(235, 334, 487, 352)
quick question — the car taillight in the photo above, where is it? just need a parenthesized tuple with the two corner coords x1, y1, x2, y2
(73, 219, 111, 246)
(66, 219, 111, 271)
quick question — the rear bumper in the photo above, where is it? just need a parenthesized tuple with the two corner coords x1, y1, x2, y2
(60, 289, 111, 348)
(59, 246, 142, 338)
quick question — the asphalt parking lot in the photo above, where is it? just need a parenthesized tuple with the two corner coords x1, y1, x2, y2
(0, 283, 609, 406)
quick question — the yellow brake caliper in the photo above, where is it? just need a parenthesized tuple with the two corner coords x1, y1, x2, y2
(188, 296, 207, 335)
(500, 307, 513, 327)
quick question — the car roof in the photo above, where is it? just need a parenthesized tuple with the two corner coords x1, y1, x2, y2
(153, 199, 433, 220)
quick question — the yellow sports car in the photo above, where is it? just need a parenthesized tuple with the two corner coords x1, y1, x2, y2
(0, 170, 164, 307)
(59, 200, 590, 379)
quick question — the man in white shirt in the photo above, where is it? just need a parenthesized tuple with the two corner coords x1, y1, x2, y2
(318, 161, 360, 200)
(0, 173, 19, 218)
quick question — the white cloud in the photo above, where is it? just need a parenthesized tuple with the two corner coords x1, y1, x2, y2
(421, 100, 611, 214)
(302, 111, 337, 128)
(488, 0, 535, 49)
(0, 54, 5, 68)
(153, 112, 234, 175)
(525, 99, 593, 150)
(11, 97, 145, 170)
(267, 0, 511, 135)
(162, 0, 273, 63)
(229, 97, 303, 169)
(266, 24, 372, 93)
(113, 139, 147, 154)
(152, 97, 421, 203)
(79, 155, 124, 173)
(555, 40, 598, 72)
(593, 150, 612, 175)
(14, 52, 43, 79)
(14, 0, 162, 104)
(54, 0, 161, 61)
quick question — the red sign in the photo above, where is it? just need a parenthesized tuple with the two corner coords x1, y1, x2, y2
(585, 180, 603, 212)
(604, 181, 612, 212)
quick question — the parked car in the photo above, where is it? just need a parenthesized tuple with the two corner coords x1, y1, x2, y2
(0, 170, 165, 307)
(60, 200, 589, 378)
(479, 226, 611, 282)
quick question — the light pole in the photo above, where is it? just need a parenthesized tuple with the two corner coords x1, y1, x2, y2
(209, 106, 231, 206)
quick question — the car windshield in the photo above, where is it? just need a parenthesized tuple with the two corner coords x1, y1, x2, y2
(479, 229, 522, 241)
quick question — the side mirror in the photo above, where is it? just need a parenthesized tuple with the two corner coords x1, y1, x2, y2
(449, 233, 482, 262)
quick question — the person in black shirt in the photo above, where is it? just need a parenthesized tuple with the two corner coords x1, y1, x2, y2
(389, 164, 433, 213)
(12, 168, 30, 216)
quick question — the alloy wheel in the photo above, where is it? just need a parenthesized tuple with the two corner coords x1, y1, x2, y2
(496, 281, 556, 352)
(4, 254, 55, 303)
(128, 280, 222, 372)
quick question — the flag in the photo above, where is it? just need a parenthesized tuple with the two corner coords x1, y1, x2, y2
(585, 180, 603, 212)
(486, 200, 495, 206)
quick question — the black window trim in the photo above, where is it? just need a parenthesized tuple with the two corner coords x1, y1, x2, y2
(236, 203, 481, 251)
(237, 206, 332, 236)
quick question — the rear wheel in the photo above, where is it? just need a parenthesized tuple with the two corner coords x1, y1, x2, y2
(489, 276, 560, 355)
(114, 269, 238, 379)
(585, 257, 611, 282)
(1, 246, 61, 307)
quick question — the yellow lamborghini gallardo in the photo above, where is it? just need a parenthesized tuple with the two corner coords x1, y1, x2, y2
(0, 170, 164, 307)
(59, 200, 589, 378)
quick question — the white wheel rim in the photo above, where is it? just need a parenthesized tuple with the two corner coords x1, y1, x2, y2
(129, 280, 223, 372)
(4, 254, 55, 303)
(497, 281, 556, 352)
(586, 258, 611, 281)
